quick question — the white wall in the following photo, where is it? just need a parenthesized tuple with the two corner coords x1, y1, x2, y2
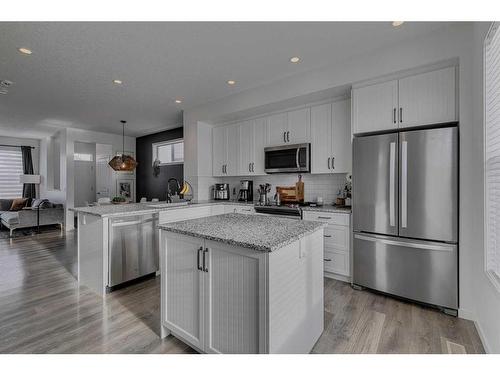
(184, 22, 499, 351)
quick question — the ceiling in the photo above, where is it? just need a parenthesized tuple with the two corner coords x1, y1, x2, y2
(0, 22, 457, 138)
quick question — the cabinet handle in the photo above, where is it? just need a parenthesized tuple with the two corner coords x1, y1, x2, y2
(393, 108, 396, 124)
(318, 216, 332, 220)
(203, 248, 208, 272)
(324, 258, 332, 262)
(331, 157, 335, 170)
(287, 131, 290, 142)
(324, 234, 332, 238)
(400, 107, 403, 123)
(283, 131, 286, 143)
(251, 162, 254, 172)
(197, 246, 203, 271)
(249, 163, 251, 172)
(327, 157, 330, 170)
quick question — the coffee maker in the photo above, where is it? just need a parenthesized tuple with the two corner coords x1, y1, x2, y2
(213, 183, 230, 200)
(237, 180, 253, 202)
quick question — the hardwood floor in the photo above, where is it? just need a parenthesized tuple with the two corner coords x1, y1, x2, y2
(0, 229, 484, 354)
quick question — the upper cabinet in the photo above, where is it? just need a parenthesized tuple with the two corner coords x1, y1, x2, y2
(267, 108, 310, 146)
(311, 99, 351, 174)
(352, 66, 457, 134)
(212, 124, 239, 177)
(352, 80, 399, 134)
(238, 117, 267, 175)
(398, 66, 456, 128)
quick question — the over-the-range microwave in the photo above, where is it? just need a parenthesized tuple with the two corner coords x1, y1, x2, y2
(264, 143, 310, 173)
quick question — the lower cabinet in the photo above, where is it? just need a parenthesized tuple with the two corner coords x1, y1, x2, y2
(161, 232, 266, 353)
(303, 210, 351, 281)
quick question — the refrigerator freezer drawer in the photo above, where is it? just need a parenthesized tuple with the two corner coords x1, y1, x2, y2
(353, 233, 458, 309)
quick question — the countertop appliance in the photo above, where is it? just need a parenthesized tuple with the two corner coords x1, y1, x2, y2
(108, 213, 159, 288)
(238, 180, 253, 202)
(264, 143, 310, 173)
(213, 183, 230, 200)
(352, 126, 458, 314)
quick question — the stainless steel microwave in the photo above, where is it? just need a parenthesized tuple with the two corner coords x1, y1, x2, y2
(264, 143, 310, 173)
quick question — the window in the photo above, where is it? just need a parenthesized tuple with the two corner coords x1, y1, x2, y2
(152, 139, 184, 165)
(0, 146, 24, 199)
(485, 22, 500, 290)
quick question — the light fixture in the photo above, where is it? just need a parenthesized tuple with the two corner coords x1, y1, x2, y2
(108, 120, 138, 171)
(227, 80, 236, 85)
(290, 56, 301, 63)
(113, 79, 123, 85)
(175, 99, 182, 104)
(392, 21, 404, 27)
(18, 47, 32, 55)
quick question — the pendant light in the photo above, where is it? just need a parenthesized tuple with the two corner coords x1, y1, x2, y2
(108, 120, 138, 171)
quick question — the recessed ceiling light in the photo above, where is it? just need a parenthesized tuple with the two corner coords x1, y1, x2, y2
(290, 56, 301, 63)
(392, 21, 404, 27)
(113, 79, 123, 85)
(18, 47, 32, 55)
(175, 99, 182, 104)
(227, 80, 236, 85)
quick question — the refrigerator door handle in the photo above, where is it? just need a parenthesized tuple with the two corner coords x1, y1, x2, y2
(354, 234, 455, 252)
(389, 142, 396, 227)
(401, 140, 408, 228)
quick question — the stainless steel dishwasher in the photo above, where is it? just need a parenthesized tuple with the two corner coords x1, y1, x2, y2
(108, 213, 159, 287)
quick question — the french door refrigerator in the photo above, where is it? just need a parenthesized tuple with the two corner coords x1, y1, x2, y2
(352, 126, 458, 313)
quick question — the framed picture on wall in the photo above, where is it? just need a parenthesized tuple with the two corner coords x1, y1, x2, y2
(116, 179, 135, 202)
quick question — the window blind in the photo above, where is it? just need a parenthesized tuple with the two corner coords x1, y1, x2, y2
(485, 22, 500, 287)
(0, 146, 24, 199)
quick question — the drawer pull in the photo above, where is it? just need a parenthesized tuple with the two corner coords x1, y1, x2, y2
(318, 216, 332, 220)
(324, 258, 332, 262)
(324, 234, 332, 238)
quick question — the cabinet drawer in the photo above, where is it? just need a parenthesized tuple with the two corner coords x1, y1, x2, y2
(234, 206, 255, 214)
(303, 211, 350, 226)
(323, 249, 350, 276)
(159, 206, 211, 224)
(323, 225, 349, 252)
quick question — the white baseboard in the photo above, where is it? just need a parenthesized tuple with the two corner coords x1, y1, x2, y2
(458, 307, 476, 321)
(474, 320, 491, 353)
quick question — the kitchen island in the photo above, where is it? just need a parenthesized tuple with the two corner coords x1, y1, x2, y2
(159, 213, 326, 354)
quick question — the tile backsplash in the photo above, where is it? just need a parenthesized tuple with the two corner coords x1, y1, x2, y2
(215, 173, 349, 204)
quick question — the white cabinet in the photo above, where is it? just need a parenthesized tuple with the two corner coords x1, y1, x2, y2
(223, 205, 255, 214)
(212, 124, 240, 176)
(238, 118, 267, 175)
(302, 210, 351, 280)
(159, 205, 212, 224)
(398, 66, 456, 128)
(311, 99, 351, 174)
(267, 108, 310, 146)
(352, 79, 399, 134)
(352, 66, 457, 134)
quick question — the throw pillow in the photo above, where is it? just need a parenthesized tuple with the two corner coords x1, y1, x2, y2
(10, 198, 28, 211)
(31, 198, 48, 208)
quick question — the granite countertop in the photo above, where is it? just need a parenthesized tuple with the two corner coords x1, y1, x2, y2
(70, 200, 255, 218)
(301, 205, 351, 214)
(158, 213, 327, 252)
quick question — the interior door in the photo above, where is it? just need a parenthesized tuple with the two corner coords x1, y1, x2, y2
(399, 127, 458, 242)
(310, 103, 332, 174)
(352, 80, 399, 134)
(203, 241, 262, 354)
(353, 132, 398, 236)
(163, 233, 204, 350)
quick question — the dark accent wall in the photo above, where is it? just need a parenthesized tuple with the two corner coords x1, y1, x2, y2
(136, 127, 183, 201)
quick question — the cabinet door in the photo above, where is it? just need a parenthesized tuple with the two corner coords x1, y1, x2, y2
(331, 99, 352, 173)
(267, 112, 288, 146)
(238, 120, 254, 175)
(310, 103, 332, 174)
(287, 107, 310, 144)
(225, 125, 239, 176)
(203, 241, 264, 354)
(252, 117, 267, 175)
(212, 126, 226, 177)
(352, 80, 398, 134)
(398, 66, 456, 128)
(162, 233, 204, 350)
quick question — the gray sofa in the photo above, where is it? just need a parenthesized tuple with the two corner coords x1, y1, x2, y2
(0, 198, 64, 237)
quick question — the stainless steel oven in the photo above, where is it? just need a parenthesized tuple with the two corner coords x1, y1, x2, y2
(264, 143, 310, 173)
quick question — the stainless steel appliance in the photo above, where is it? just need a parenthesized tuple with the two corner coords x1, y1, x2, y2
(238, 180, 253, 202)
(213, 183, 230, 200)
(352, 126, 458, 313)
(108, 213, 159, 288)
(264, 143, 310, 173)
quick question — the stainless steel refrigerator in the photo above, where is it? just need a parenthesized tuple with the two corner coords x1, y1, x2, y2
(352, 126, 458, 313)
